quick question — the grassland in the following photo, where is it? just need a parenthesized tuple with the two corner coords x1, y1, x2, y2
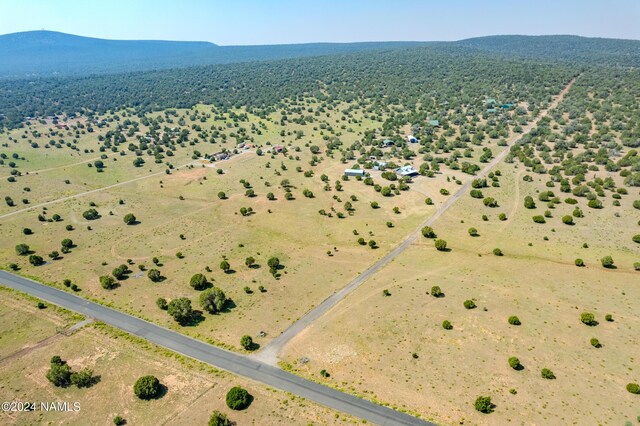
(0, 288, 357, 425)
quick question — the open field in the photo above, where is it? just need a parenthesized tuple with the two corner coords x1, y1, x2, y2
(279, 153, 640, 425)
(0, 288, 356, 426)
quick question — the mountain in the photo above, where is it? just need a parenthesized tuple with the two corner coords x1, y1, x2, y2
(0, 31, 426, 78)
(455, 35, 640, 66)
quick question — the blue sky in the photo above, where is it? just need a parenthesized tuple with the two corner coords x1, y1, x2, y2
(1, 0, 638, 44)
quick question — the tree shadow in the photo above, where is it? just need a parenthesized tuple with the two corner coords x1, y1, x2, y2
(185, 311, 205, 326)
(514, 364, 525, 371)
(224, 269, 236, 274)
(221, 299, 236, 313)
(153, 383, 168, 400)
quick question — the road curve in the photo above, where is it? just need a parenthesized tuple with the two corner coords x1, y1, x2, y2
(0, 270, 433, 426)
(256, 77, 578, 365)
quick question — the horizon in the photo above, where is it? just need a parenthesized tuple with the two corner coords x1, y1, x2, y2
(1, 0, 639, 45)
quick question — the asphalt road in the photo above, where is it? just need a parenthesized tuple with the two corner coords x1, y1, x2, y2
(256, 77, 577, 364)
(0, 270, 434, 426)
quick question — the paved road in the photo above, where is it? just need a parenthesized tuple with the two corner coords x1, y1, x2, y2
(256, 77, 577, 365)
(0, 270, 433, 426)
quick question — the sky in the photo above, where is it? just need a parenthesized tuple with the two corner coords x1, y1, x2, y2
(1, 0, 638, 45)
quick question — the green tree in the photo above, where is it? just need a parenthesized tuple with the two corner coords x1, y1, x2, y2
(442, 320, 453, 330)
(580, 312, 597, 326)
(70, 368, 94, 388)
(61, 238, 73, 249)
(434, 239, 447, 251)
(600, 256, 614, 268)
(46, 357, 72, 387)
(208, 411, 232, 426)
(147, 269, 162, 282)
(590, 338, 601, 348)
(627, 383, 640, 394)
(240, 335, 254, 350)
(134, 375, 161, 400)
(100, 275, 117, 289)
(421, 226, 436, 238)
(431, 286, 443, 297)
(561, 215, 573, 225)
(464, 299, 476, 309)
(123, 213, 137, 225)
(190, 273, 208, 290)
(29, 254, 44, 266)
(474, 395, 492, 413)
(199, 287, 227, 314)
(168, 297, 193, 325)
(541, 368, 556, 379)
(245, 256, 256, 267)
(226, 386, 251, 410)
(508, 316, 521, 325)
(508, 357, 521, 370)
(220, 260, 231, 273)
(83, 208, 100, 220)
(15, 243, 30, 255)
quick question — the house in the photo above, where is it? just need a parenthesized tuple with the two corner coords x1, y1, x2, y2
(214, 152, 229, 161)
(381, 139, 394, 147)
(273, 145, 284, 153)
(501, 103, 514, 109)
(395, 165, 419, 177)
(344, 168, 366, 177)
(407, 135, 418, 143)
(373, 161, 387, 171)
(369, 155, 377, 160)
(427, 119, 440, 127)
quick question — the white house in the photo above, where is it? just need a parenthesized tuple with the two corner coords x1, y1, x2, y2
(407, 135, 419, 143)
(395, 165, 419, 177)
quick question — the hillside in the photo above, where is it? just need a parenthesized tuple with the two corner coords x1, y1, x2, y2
(0, 30, 425, 78)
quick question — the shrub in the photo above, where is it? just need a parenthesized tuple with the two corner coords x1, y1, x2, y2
(605, 314, 613, 322)
(590, 338, 601, 348)
(15, 243, 30, 255)
(226, 386, 251, 410)
(580, 312, 597, 326)
(147, 269, 162, 282)
(524, 195, 536, 209)
(320, 369, 330, 377)
(575, 258, 585, 267)
(541, 368, 556, 379)
(532, 215, 545, 223)
(123, 213, 137, 225)
(240, 335, 254, 350)
(29, 254, 44, 266)
(431, 286, 443, 297)
(508, 357, 521, 369)
(167, 297, 193, 324)
(156, 297, 168, 310)
(70, 368, 94, 388)
(113, 416, 126, 426)
(82, 208, 100, 220)
(421, 226, 436, 238)
(474, 395, 492, 413)
(434, 239, 447, 251)
(464, 300, 476, 309)
(468, 227, 478, 236)
(600, 256, 614, 268)
(100, 275, 117, 290)
(208, 411, 232, 426)
(190, 273, 208, 290)
(483, 197, 497, 207)
(508, 316, 521, 325)
(46, 358, 72, 387)
(562, 215, 573, 225)
(493, 248, 503, 256)
(134, 375, 160, 400)
(626, 383, 640, 394)
(442, 320, 453, 330)
(199, 287, 227, 313)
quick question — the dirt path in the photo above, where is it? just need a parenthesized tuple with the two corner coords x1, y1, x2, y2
(254, 77, 578, 365)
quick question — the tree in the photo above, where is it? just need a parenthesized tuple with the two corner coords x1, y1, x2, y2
(220, 260, 231, 273)
(134, 375, 161, 400)
(46, 357, 72, 387)
(562, 215, 573, 225)
(431, 286, 443, 297)
(61, 238, 73, 249)
(226, 386, 251, 410)
(199, 287, 227, 314)
(508, 316, 521, 325)
(156, 297, 168, 310)
(245, 257, 255, 268)
(464, 299, 476, 309)
(190, 273, 208, 290)
(421, 226, 436, 238)
(508, 357, 521, 370)
(368, 240, 377, 249)
(468, 227, 478, 236)
(83, 208, 100, 220)
(434, 239, 447, 251)
(627, 383, 640, 394)
(218, 191, 226, 200)
(474, 396, 492, 413)
(266, 192, 275, 200)
(113, 416, 126, 426)
(600, 256, 614, 268)
(100, 275, 117, 289)
(493, 248, 503, 256)
(208, 411, 232, 426)
(541, 368, 556, 379)
(267, 257, 280, 272)
(147, 269, 162, 282)
(442, 320, 453, 330)
(168, 297, 193, 324)
(123, 213, 137, 225)
(575, 258, 585, 267)
(381, 186, 391, 196)
(112, 264, 128, 280)
(70, 368, 94, 388)
(580, 312, 597, 326)
(633, 234, 640, 244)
(15, 243, 30, 255)
(590, 338, 601, 348)
(240, 335, 254, 350)
(29, 254, 44, 266)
